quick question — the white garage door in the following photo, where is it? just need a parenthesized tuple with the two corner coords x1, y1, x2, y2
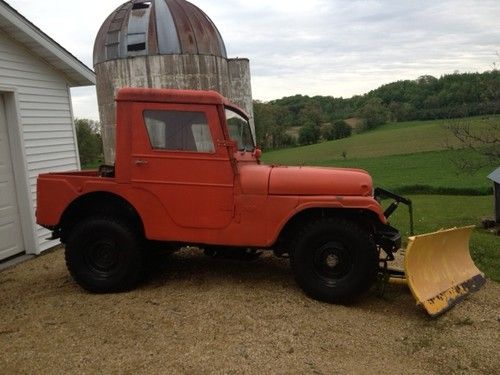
(0, 95, 24, 261)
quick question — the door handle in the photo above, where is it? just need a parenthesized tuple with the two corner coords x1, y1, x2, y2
(134, 159, 149, 166)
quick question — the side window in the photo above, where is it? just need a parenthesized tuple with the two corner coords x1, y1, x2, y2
(143, 110, 214, 153)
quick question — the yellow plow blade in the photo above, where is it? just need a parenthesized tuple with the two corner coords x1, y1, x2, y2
(404, 226, 486, 317)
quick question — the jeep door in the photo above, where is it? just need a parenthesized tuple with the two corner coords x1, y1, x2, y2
(130, 103, 234, 229)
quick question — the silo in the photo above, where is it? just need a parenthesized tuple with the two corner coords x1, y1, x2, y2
(93, 0, 254, 164)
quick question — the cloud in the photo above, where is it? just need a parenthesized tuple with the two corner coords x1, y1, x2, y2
(70, 87, 99, 120)
(6, 0, 500, 118)
(202, 0, 499, 100)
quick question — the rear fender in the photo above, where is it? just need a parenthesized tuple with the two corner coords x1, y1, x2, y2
(60, 187, 175, 241)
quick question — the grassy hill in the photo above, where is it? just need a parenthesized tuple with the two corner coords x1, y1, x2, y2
(262, 116, 499, 280)
(263, 116, 497, 195)
(263, 115, 497, 163)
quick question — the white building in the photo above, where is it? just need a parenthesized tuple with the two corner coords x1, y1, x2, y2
(0, 0, 95, 261)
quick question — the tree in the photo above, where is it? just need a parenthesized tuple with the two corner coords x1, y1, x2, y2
(388, 101, 414, 122)
(445, 117, 500, 174)
(298, 102, 325, 128)
(254, 101, 296, 150)
(444, 63, 500, 174)
(358, 98, 389, 130)
(75, 118, 103, 167)
(299, 122, 320, 145)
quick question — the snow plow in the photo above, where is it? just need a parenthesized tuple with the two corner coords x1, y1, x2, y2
(376, 189, 487, 317)
(404, 227, 486, 316)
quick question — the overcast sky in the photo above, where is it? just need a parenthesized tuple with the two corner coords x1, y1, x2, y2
(6, 0, 500, 120)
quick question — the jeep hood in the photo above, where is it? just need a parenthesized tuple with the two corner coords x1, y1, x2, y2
(268, 166, 373, 196)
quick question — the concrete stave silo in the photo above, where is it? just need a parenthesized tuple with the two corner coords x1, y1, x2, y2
(93, 0, 254, 164)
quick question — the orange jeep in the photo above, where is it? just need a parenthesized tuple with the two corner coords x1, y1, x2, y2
(37, 88, 404, 303)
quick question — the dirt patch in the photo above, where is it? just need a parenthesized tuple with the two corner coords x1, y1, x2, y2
(1, 249, 498, 374)
(345, 117, 363, 130)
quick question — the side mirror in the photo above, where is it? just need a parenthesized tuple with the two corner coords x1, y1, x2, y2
(253, 148, 262, 159)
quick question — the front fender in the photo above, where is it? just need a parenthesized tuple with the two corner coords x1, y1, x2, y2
(268, 195, 387, 246)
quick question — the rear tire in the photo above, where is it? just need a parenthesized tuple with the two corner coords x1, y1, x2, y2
(65, 217, 144, 293)
(290, 217, 378, 303)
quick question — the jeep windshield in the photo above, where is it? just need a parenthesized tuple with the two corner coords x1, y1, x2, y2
(225, 107, 255, 152)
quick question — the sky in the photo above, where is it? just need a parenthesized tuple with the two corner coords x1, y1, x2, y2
(6, 0, 500, 120)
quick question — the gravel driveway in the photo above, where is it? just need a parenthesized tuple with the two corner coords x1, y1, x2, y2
(0, 248, 498, 374)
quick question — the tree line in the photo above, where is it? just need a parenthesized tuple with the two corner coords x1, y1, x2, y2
(254, 70, 500, 150)
(75, 118, 103, 168)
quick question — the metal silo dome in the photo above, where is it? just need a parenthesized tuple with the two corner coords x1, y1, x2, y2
(93, 0, 227, 66)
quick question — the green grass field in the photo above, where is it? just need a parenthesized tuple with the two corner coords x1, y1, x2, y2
(263, 116, 497, 194)
(264, 116, 497, 164)
(263, 116, 499, 281)
(388, 195, 498, 281)
(319, 150, 492, 195)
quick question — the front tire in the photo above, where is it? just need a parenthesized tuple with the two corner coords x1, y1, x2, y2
(290, 217, 378, 303)
(65, 217, 144, 293)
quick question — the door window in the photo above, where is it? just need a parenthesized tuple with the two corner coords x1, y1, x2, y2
(144, 110, 214, 153)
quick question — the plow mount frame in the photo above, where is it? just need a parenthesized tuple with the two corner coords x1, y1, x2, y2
(374, 187, 413, 263)
(374, 187, 414, 235)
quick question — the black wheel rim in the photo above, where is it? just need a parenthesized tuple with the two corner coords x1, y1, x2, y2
(84, 239, 121, 275)
(312, 241, 353, 284)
